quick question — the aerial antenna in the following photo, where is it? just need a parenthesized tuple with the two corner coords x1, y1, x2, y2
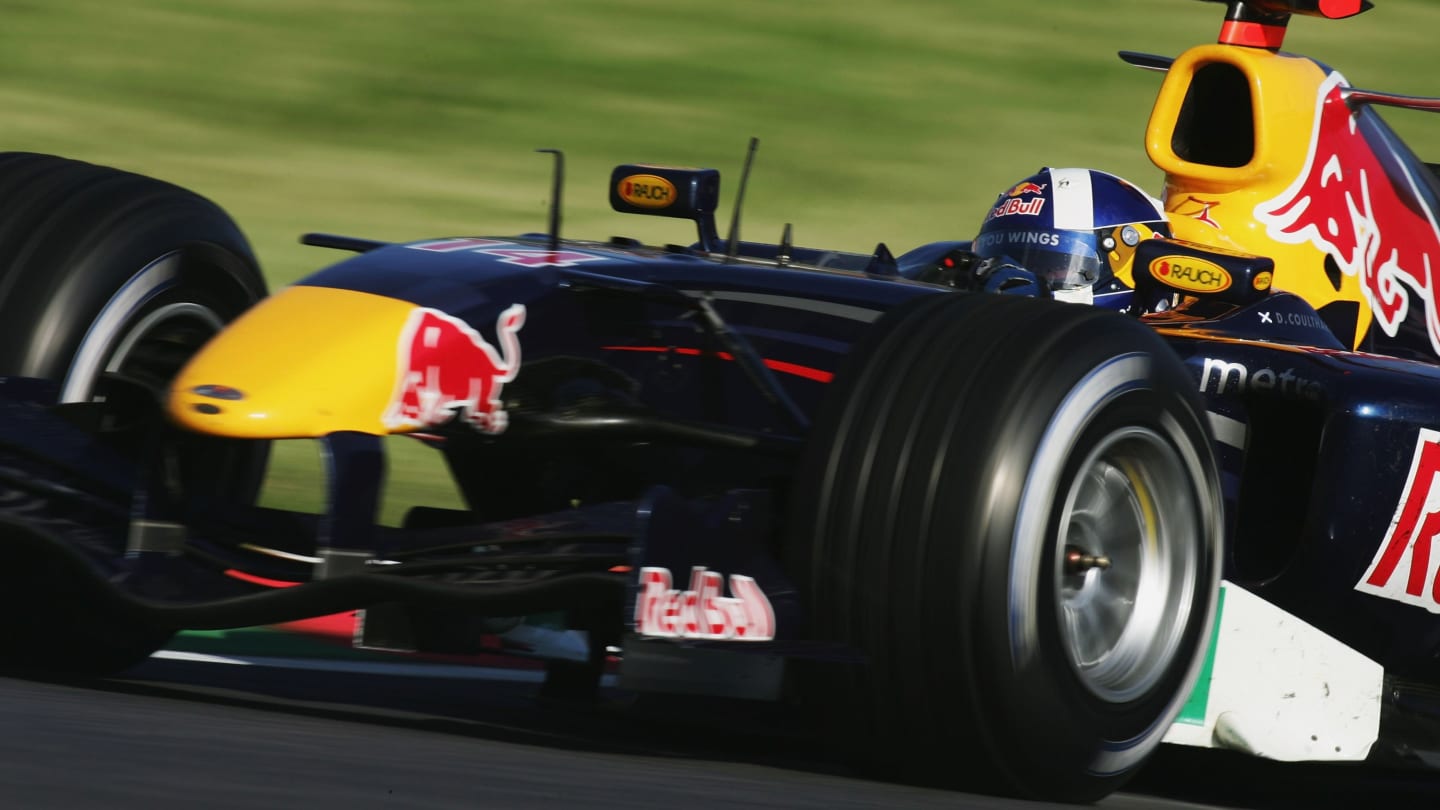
(724, 137, 760, 263)
(777, 223, 793, 267)
(536, 148, 564, 252)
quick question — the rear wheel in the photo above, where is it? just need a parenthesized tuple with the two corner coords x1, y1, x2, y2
(0, 153, 268, 673)
(786, 292, 1221, 802)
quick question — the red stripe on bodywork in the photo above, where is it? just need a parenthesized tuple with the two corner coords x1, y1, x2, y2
(602, 345, 834, 383)
(224, 568, 302, 588)
(273, 612, 360, 641)
(224, 569, 359, 640)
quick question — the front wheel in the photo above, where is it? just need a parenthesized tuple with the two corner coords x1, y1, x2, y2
(0, 153, 269, 674)
(0, 152, 268, 501)
(786, 292, 1222, 802)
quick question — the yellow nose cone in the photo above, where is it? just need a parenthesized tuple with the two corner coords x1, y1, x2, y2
(168, 285, 417, 439)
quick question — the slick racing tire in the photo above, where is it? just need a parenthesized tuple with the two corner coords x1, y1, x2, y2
(786, 292, 1222, 802)
(0, 152, 268, 500)
(0, 153, 267, 674)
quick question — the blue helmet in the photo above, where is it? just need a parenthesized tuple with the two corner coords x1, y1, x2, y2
(973, 168, 1170, 308)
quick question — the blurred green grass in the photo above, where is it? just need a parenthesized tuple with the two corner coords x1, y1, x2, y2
(3, 0, 1438, 521)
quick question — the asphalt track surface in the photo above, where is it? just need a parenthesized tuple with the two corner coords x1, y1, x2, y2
(0, 653, 1437, 809)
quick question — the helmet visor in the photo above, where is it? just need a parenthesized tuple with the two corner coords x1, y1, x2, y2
(972, 229, 1104, 290)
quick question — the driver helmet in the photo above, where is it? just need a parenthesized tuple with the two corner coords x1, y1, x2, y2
(972, 167, 1169, 308)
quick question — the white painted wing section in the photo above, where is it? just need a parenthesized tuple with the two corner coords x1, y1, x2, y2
(1162, 580, 1382, 761)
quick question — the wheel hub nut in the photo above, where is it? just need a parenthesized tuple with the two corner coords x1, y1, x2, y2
(1064, 545, 1112, 575)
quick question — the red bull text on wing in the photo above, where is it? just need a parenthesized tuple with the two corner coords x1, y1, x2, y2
(383, 304, 526, 434)
(633, 566, 776, 641)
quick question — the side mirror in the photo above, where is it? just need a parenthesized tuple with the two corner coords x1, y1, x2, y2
(609, 165, 721, 252)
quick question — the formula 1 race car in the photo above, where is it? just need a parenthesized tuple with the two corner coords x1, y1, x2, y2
(5, 0, 1440, 802)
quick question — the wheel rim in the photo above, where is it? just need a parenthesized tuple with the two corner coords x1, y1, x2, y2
(1054, 426, 1200, 704)
(61, 251, 224, 402)
(104, 302, 224, 393)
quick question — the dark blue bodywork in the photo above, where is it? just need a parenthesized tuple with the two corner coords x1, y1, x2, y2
(5, 193, 1440, 687)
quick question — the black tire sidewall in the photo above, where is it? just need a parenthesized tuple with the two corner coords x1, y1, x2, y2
(0, 154, 269, 501)
(0, 155, 267, 674)
(968, 341, 1219, 793)
(2, 194, 263, 385)
(786, 293, 1221, 801)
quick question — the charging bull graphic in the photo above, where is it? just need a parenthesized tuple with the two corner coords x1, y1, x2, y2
(1256, 71, 1440, 357)
(383, 304, 526, 434)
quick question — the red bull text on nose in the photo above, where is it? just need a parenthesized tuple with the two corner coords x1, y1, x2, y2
(1256, 72, 1440, 356)
(383, 304, 526, 434)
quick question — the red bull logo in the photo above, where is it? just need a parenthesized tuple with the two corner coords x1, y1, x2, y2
(989, 195, 1047, 220)
(1256, 72, 1440, 356)
(383, 304, 526, 434)
(1007, 181, 1047, 197)
(634, 566, 776, 641)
